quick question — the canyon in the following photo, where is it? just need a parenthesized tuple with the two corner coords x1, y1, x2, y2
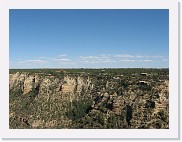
(9, 68, 169, 129)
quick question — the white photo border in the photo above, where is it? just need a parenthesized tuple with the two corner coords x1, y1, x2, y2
(0, 0, 179, 139)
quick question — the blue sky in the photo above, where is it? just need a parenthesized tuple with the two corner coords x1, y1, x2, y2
(10, 9, 169, 68)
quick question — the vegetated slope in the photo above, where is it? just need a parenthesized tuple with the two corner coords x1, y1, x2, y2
(9, 68, 169, 129)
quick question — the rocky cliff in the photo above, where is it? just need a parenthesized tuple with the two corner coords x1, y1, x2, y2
(9, 69, 169, 129)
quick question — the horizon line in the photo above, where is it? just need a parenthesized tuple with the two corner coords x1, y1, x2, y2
(9, 67, 169, 69)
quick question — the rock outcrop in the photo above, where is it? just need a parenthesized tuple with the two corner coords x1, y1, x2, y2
(9, 69, 169, 129)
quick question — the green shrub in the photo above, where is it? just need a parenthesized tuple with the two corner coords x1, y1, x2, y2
(66, 99, 92, 120)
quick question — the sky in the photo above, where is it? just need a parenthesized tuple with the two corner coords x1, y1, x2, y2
(9, 9, 169, 69)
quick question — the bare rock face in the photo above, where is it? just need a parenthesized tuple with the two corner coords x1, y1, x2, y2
(39, 78, 55, 95)
(61, 75, 92, 94)
(9, 72, 27, 92)
(9, 73, 92, 97)
(9, 69, 169, 129)
(62, 76, 76, 93)
(77, 76, 90, 93)
(23, 76, 35, 95)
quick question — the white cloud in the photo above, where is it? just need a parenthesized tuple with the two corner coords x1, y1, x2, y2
(11, 53, 167, 68)
(57, 58, 70, 61)
(17, 61, 24, 64)
(78, 54, 167, 64)
(15, 59, 48, 64)
(143, 60, 153, 62)
(121, 59, 135, 62)
(50, 58, 70, 62)
(114, 54, 165, 59)
(114, 54, 134, 58)
(82, 61, 90, 63)
(151, 56, 164, 58)
(58, 54, 67, 57)
(135, 55, 144, 58)
(99, 59, 116, 63)
(79, 56, 100, 59)
(45, 55, 70, 62)
(100, 54, 111, 58)
(79, 55, 118, 64)
(25, 59, 48, 63)
(135, 60, 153, 62)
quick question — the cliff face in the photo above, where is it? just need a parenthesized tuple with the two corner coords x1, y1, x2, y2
(9, 72, 91, 96)
(9, 69, 169, 129)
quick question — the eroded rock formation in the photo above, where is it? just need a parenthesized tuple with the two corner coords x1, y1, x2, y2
(9, 69, 169, 129)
